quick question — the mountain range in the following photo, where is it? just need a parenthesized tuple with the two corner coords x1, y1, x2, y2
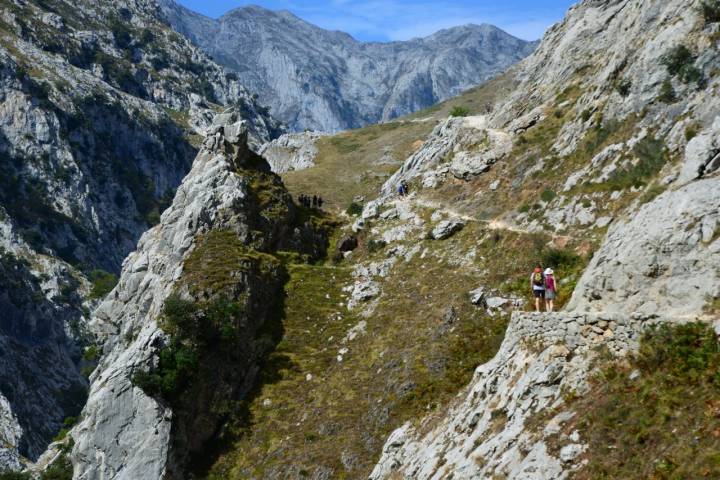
(1, 0, 719, 478)
(158, 1, 538, 131)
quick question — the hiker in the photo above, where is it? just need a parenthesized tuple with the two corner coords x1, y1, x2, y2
(401, 180, 409, 196)
(530, 265, 545, 312)
(312, 195, 318, 207)
(397, 183, 405, 196)
(544, 268, 557, 312)
(318, 196, 324, 209)
(298, 194, 304, 206)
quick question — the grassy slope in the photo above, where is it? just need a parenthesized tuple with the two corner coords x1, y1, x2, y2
(205, 56, 692, 477)
(554, 323, 720, 479)
(204, 224, 509, 478)
(281, 73, 519, 212)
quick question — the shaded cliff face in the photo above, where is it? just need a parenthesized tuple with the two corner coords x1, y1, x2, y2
(68, 116, 331, 479)
(0, 0, 282, 468)
(157, 1, 537, 132)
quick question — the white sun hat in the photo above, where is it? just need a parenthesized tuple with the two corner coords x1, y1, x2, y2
(544, 268, 554, 275)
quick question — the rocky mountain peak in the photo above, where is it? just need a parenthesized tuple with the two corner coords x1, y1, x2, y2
(158, 0, 537, 132)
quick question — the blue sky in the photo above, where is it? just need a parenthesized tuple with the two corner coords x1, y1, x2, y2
(175, 0, 576, 42)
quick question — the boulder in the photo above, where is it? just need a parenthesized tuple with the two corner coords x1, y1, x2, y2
(678, 117, 720, 184)
(469, 287, 487, 306)
(429, 219, 465, 240)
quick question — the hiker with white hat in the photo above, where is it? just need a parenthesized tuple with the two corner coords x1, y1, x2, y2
(544, 268, 557, 312)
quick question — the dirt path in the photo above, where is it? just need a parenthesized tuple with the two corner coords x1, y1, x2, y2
(405, 196, 573, 243)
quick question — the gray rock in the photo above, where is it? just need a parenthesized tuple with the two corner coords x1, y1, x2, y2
(68, 117, 306, 478)
(159, 2, 537, 132)
(469, 287, 487, 306)
(348, 280, 381, 310)
(486, 297, 510, 309)
(430, 219, 465, 240)
(559, 443, 584, 463)
(569, 177, 720, 317)
(259, 132, 326, 173)
(678, 117, 720, 184)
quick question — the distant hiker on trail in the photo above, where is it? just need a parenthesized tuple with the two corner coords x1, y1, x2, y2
(544, 268, 557, 312)
(397, 181, 409, 197)
(312, 195, 318, 207)
(530, 265, 545, 312)
(318, 196, 324, 209)
(298, 194, 304, 205)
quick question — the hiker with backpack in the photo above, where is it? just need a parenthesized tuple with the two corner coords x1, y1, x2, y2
(544, 268, 557, 312)
(530, 265, 545, 312)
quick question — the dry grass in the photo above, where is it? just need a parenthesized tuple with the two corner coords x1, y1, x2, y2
(569, 323, 720, 480)
(281, 71, 519, 213)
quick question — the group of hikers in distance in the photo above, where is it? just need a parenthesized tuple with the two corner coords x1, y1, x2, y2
(298, 194, 324, 209)
(530, 265, 557, 312)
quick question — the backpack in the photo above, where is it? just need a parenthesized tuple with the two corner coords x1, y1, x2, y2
(533, 271, 544, 287)
(545, 275, 555, 291)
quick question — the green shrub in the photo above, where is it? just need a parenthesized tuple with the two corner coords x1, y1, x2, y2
(40, 453, 73, 480)
(601, 136, 668, 191)
(108, 19, 133, 50)
(658, 77, 676, 103)
(449, 106, 470, 117)
(0, 472, 31, 480)
(574, 322, 720, 479)
(701, 0, 720, 23)
(662, 45, 703, 85)
(366, 239, 386, 253)
(685, 122, 701, 141)
(88, 270, 118, 299)
(580, 108, 593, 122)
(195, 79, 217, 103)
(52, 416, 77, 442)
(662, 45, 694, 75)
(83, 345, 99, 362)
(346, 202, 363, 216)
(540, 247, 581, 270)
(639, 183, 667, 204)
(540, 188, 556, 203)
(133, 295, 248, 402)
(616, 79, 632, 97)
(518, 203, 531, 213)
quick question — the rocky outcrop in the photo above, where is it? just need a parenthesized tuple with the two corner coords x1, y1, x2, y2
(370, 311, 658, 480)
(0, 0, 282, 469)
(158, 1, 537, 132)
(259, 132, 326, 173)
(382, 115, 512, 195)
(568, 175, 720, 317)
(70, 116, 326, 478)
(369, 0, 720, 477)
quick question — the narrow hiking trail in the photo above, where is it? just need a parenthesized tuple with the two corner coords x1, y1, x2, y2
(405, 196, 576, 242)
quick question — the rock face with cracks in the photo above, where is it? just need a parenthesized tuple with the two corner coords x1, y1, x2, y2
(0, 0, 282, 469)
(369, 0, 720, 477)
(68, 117, 325, 479)
(158, 1, 537, 132)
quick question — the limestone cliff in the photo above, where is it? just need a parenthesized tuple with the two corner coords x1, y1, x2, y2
(69, 115, 328, 478)
(368, 0, 720, 477)
(0, 0, 281, 469)
(158, 1, 537, 132)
